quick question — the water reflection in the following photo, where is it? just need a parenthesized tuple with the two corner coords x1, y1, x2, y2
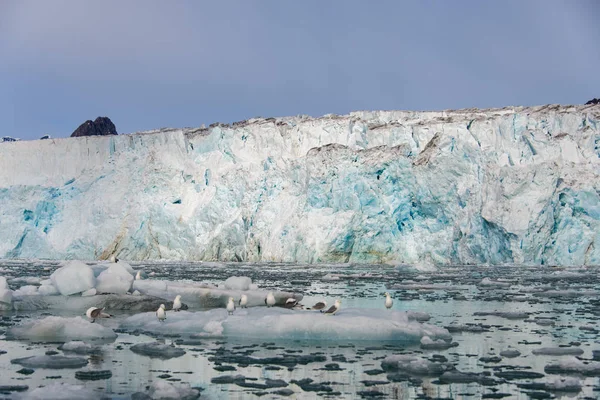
(0, 262, 599, 399)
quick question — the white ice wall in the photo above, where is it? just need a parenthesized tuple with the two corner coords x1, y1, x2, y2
(1, 104, 599, 266)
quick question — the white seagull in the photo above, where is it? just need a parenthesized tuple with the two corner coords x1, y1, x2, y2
(308, 300, 327, 312)
(86, 307, 111, 323)
(384, 292, 393, 309)
(156, 304, 167, 322)
(227, 297, 236, 315)
(265, 292, 276, 307)
(173, 295, 182, 312)
(323, 299, 341, 316)
(240, 294, 248, 308)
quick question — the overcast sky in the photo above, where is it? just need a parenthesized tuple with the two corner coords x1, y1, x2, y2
(1, 1, 599, 140)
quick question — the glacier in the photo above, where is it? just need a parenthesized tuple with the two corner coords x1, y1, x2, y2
(0, 103, 599, 266)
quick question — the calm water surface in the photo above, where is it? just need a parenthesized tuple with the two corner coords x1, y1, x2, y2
(0, 261, 599, 399)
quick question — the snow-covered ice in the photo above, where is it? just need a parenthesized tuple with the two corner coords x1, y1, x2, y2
(119, 307, 451, 342)
(6, 316, 117, 342)
(0, 276, 13, 306)
(142, 381, 200, 400)
(95, 262, 134, 294)
(50, 261, 96, 296)
(224, 276, 252, 291)
(17, 382, 101, 399)
(130, 342, 186, 359)
(11, 355, 88, 369)
(58, 341, 101, 354)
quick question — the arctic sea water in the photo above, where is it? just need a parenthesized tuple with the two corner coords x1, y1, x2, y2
(0, 261, 599, 399)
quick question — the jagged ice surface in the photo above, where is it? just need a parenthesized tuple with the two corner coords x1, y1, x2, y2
(1, 104, 599, 265)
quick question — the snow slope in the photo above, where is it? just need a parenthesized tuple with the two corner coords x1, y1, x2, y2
(1, 104, 599, 266)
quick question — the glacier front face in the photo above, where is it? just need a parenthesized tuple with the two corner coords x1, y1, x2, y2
(1, 104, 599, 266)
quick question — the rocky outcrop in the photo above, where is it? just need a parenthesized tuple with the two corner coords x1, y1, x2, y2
(71, 117, 117, 137)
(586, 98, 599, 105)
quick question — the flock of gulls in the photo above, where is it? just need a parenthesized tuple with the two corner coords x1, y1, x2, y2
(84, 275, 395, 324)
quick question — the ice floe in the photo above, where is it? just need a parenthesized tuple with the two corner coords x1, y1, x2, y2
(17, 382, 101, 399)
(50, 261, 96, 296)
(11, 355, 88, 369)
(6, 316, 117, 342)
(130, 342, 186, 359)
(119, 307, 450, 342)
(135, 381, 200, 400)
(95, 262, 134, 294)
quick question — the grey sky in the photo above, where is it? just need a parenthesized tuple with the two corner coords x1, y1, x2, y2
(1, 1, 598, 140)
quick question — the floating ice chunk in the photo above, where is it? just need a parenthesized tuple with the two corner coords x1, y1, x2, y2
(132, 290, 142, 296)
(143, 381, 200, 400)
(544, 377, 582, 392)
(18, 382, 101, 399)
(95, 263, 134, 294)
(0, 276, 10, 289)
(473, 311, 529, 319)
(121, 309, 226, 337)
(406, 311, 431, 322)
(58, 341, 101, 354)
(81, 288, 96, 297)
(532, 347, 584, 356)
(381, 354, 454, 376)
(13, 293, 172, 312)
(478, 278, 511, 288)
(11, 355, 88, 369)
(9, 276, 43, 285)
(534, 290, 600, 298)
(420, 336, 458, 350)
(500, 349, 521, 358)
(224, 276, 252, 291)
(50, 261, 96, 296)
(120, 308, 451, 343)
(518, 377, 582, 392)
(544, 357, 600, 376)
(13, 285, 39, 297)
(6, 316, 117, 342)
(116, 260, 135, 274)
(37, 282, 59, 296)
(0, 276, 13, 306)
(130, 342, 186, 359)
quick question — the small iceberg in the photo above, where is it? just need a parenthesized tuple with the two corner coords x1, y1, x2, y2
(6, 316, 117, 342)
(119, 307, 451, 343)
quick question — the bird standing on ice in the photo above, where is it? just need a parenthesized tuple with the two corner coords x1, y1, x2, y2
(86, 307, 111, 323)
(265, 292, 276, 307)
(308, 300, 327, 312)
(384, 292, 393, 309)
(227, 297, 236, 315)
(323, 299, 341, 316)
(156, 304, 167, 322)
(283, 298, 303, 309)
(173, 295, 182, 312)
(240, 294, 248, 308)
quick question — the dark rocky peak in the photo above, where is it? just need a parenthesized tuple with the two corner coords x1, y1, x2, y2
(71, 117, 118, 137)
(585, 98, 599, 105)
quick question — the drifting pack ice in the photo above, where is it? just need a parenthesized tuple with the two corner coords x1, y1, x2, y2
(0, 104, 599, 266)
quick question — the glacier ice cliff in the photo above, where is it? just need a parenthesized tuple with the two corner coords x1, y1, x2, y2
(1, 104, 599, 266)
